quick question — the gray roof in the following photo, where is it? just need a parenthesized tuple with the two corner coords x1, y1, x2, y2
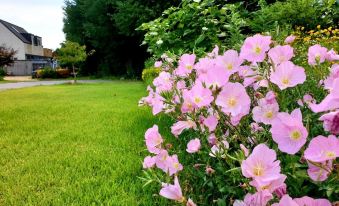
(0, 19, 32, 44)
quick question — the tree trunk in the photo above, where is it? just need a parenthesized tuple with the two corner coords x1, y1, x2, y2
(72, 64, 77, 84)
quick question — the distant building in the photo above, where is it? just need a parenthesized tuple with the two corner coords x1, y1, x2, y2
(0, 19, 53, 75)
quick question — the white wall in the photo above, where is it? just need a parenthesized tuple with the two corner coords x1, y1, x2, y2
(25, 44, 44, 56)
(0, 23, 26, 60)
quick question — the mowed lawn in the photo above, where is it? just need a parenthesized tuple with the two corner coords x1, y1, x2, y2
(0, 81, 167, 205)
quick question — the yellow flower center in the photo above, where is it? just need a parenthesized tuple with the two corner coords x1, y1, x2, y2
(315, 54, 321, 62)
(325, 151, 335, 158)
(187, 103, 193, 109)
(226, 63, 233, 70)
(253, 163, 264, 176)
(227, 97, 237, 108)
(261, 184, 270, 190)
(173, 162, 179, 169)
(194, 97, 202, 104)
(282, 78, 289, 85)
(265, 110, 274, 119)
(253, 45, 262, 54)
(290, 130, 301, 140)
(162, 155, 167, 161)
(186, 65, 193, 70)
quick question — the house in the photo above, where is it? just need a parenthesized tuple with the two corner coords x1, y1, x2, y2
(0, 19, 53, 75)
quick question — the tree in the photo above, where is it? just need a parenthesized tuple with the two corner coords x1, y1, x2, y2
(56, 41, 87, 83)
(0, 44, 16, 68)
(63, 0, 180, 76)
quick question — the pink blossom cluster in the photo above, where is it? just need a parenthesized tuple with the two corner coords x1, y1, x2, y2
(140, 34, 339, 205)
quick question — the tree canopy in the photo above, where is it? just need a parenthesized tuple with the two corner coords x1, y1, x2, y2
(63, 0, 179, 77)
(0, 44, 16, 68)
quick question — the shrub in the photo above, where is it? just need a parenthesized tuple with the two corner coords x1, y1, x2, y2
(56, 68, 71, 78)
(0, 67, 6, 80)
(250, 0, 338, 32)
(138, 0, 246, 58)
(142, 67, 161, 85)
(36, 67, 57, 79)
(139, 34, 339, 205)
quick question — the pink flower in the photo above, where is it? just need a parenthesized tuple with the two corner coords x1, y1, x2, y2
(250, 122, 264, 133)
(249, 174, 286, 193)
(145, 125, 163, 154)
(241, 144, 281, 184)
(198, 66, 229, 89)
(189, 82, 214, 108)
(240, 144, 249, 157)
(205, 166, 215, 175)
(270, 109, 308, 154)
(268, 45, 294, 65)
(241, 190, 273, 206)
(176, 80, 187, 90)
(307, 160, 332, 182)
(167, 154, 183, 176)
(202, 115, 218, 132)
(171, 120, 197, 137)
(319, 110, 339, 135)
(304, 135, 339, 162)
(186, 198, 197, 206)
(154, 61, 162, 68)
(326, 49, 339, 61)
(294, 196, 332, 206)
(216, 82, 251, 120)
(308, 44, 328, 65)
(284, 35, 296, 44)
(272, 195, 299, 206)
(155, 150, 170, 172)
(142, 87, 165, 115)
(324, 64, 339, 90)
(309, 79, 339, 112)
(303, 94, 315, 104)
(181, 89, 195, 113)
(240, 34, 272, 63)
(186, 138, 201, 153)
(274, 183, 287, 199)
(195, 57, 214, 80)
(207, 45, 219, 58)
(143, 156, 156, 169)
(153, 71, 173, 92)
(208, 133, 217, 146)
(159, 176, 184, 202)
(216, 49, 243, 75)
(252, 92, 279, 125)
(175, 54, 196, 76)
(270, 61, 306, 90)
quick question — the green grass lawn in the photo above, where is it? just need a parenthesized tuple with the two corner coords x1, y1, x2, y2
(0, 81, 169, 205)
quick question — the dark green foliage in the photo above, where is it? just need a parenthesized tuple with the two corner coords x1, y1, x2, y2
(0, 67, 6, 80)
(36, 67, 58, 79)
(250, 0, 339, 32)
(138, 0, 247, 58)
(63, 0, 179, 77)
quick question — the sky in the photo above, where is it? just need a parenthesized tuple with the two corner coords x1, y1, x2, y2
(0, 0, 66, 50)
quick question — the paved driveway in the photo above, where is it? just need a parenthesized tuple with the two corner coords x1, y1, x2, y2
(0, 80, 109, 91)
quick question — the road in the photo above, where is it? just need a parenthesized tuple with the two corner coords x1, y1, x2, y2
(0, 80, 109, 91)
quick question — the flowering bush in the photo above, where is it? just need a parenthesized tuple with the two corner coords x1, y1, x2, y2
(138, 0, 246, 58)
(139, 34, 339, 205)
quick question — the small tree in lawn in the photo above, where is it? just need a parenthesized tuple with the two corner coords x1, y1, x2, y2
(56, 41, 87, 83)
(0, 45, 16, 80)
(0, 44, 16, 67)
